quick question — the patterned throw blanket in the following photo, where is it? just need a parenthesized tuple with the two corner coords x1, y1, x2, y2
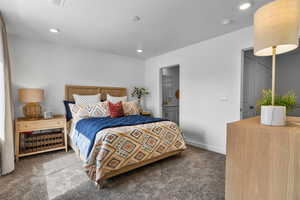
(75, 115, 167, 159)
(71, 116, 186, 182)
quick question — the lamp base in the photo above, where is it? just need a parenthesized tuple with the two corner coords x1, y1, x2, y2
(23, 103, 42, 119)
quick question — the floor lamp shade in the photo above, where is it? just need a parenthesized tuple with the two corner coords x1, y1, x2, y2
(254, 0, 300, 56)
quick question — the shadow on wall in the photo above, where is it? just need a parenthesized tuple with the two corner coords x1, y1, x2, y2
(12, 83, 24, 118)
(181, 125, 207, 146)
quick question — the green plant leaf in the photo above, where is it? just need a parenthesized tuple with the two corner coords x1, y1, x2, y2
(256, 89, 297, 113)
(131, 87, 149, 99)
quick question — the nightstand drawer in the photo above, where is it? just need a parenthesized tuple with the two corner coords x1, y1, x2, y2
(16, 119, 65, 132)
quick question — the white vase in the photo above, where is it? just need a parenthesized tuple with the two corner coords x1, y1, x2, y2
(260, 105, 286, 126)
(137, 98, 144, 111)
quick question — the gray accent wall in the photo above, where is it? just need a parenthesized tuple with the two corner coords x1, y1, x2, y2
(277, 48, 300, 116)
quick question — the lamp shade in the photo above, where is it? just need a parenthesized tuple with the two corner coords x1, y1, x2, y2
(254, 0, 300, 56)
(19, 88, 44, 103)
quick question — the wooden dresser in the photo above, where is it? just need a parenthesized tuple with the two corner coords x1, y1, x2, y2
(226, 117, 300, 200)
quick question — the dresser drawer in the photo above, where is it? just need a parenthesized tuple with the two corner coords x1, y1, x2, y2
(16, 118, 65, 132)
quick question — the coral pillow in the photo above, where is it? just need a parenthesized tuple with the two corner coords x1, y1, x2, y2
(108, 101, 124, 118)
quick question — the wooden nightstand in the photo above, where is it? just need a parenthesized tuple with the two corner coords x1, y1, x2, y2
(15, 115, 67, 161)
(141, 111, 152, 117)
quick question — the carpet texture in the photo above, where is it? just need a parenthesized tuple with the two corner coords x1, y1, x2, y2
(0, 146, 225, 200)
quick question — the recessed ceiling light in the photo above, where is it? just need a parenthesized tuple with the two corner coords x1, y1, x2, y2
(136, 49, 143, 53)
(49, 28, 60, 33)
(239, 2, 252, 10)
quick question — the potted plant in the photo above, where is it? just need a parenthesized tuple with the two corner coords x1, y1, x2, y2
(131, 87, 149, 108)
(256, 89, 297, 126)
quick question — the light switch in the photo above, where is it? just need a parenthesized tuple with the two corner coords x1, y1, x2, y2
(220, 97, 228, 101)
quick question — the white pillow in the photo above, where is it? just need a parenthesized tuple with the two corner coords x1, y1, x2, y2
(107, 94, 127, 104)
(73, 94, 101, 105)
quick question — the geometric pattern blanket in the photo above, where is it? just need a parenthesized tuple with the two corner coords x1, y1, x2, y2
(71, 120, 186, 182)
(75, 115, 168, 159)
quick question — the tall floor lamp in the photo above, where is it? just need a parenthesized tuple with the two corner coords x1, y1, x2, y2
(254, 0, 300, 126)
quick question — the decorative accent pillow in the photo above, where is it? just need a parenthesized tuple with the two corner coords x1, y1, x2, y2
(73, 94, 101, 105)
(63, 100, 75, 121)
(122, 101, 140, 115)
(107, 94, 127, 104)
(108, 101, 124, 118)
(69, 102, 109, 121)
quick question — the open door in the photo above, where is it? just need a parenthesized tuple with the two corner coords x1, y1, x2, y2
(241, 49, 272, 119)
(160, 65, 180, 124)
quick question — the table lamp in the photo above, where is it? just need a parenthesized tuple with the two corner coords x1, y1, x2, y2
(254, 0, 300, 126)
(19, 88, 44, 119)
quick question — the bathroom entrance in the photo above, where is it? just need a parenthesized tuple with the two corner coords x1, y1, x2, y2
(160, 65, 180, 124)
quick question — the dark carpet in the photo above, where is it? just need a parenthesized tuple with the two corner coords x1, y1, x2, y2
(0, 146, 225, 200)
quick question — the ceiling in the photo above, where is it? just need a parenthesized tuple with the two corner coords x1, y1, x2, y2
(0, 0, 272, 59)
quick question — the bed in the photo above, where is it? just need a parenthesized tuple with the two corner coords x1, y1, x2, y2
(65, 85, 186, 188)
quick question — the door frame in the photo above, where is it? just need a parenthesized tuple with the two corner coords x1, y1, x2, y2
(159, 64, 180, 122)
(240, 47, 253, 119)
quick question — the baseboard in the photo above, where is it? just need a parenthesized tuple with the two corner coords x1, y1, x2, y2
(184, 138, 226, 155)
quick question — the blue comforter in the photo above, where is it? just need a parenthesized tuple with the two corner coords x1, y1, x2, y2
(75, 115, 167, 159)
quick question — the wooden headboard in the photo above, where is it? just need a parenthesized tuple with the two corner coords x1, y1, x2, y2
(65, 85, 127, 101)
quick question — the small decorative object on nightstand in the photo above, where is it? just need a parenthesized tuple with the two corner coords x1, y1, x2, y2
(15, 115, 67, 161)
(141, 111, 151, 117)
(19, 88, 44, 119)
(43, 111, 53, 119)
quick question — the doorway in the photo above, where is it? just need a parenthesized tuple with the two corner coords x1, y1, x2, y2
(160, 65, 180, 124)
(241, 49, 272, 119)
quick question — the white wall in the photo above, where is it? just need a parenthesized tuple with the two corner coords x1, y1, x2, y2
(145, 27, 255, 154)
(9, 35, 145, 118)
